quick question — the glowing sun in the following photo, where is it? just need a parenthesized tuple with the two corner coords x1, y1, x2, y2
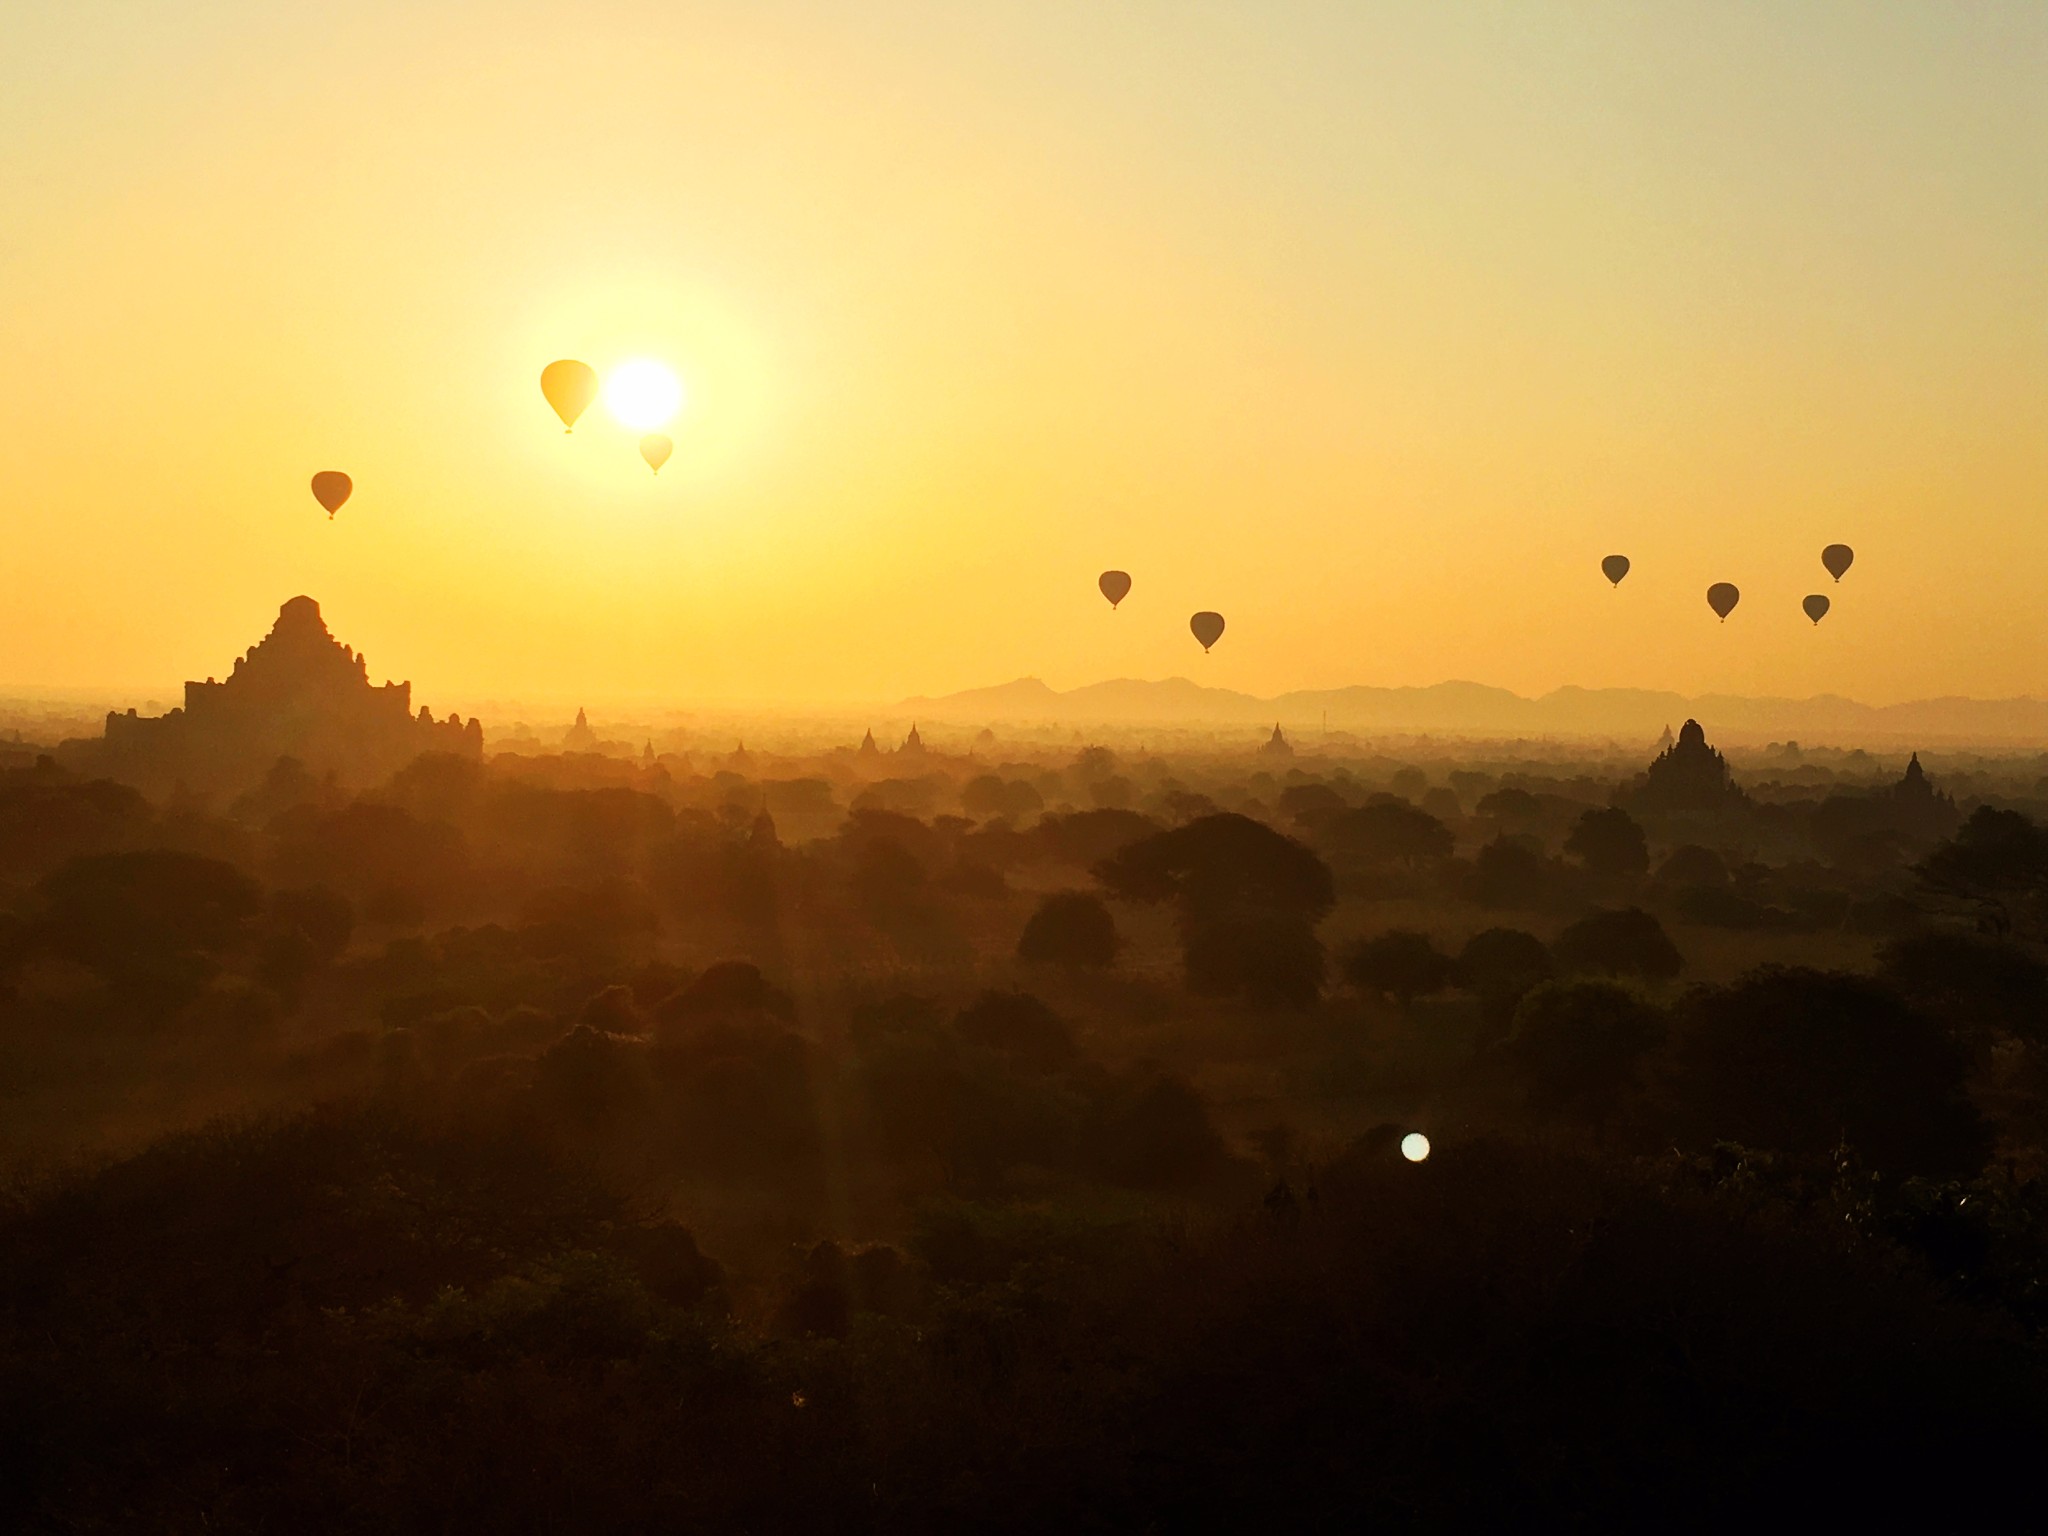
(603, 359, 683, 430)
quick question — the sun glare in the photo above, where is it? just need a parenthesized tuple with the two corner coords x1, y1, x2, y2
(603, 358, 683, 430)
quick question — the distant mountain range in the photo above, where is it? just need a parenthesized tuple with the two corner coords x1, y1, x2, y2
(898, 677, 2048, 747)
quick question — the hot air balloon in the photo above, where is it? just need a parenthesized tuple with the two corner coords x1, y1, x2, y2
(640, 434, 672, 474)
(1601, 555, 1630, 587)
(541, 360, 599, 432)
(1821, 544, 1854, 582)
(1707, 583, 1740, 622)
(1803, 594, 1830, 625)
(310, 471, 351, 518)
(1190, 611, 1225, 652)
(1098, 570, 1132, 609)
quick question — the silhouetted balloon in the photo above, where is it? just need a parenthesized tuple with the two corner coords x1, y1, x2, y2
(640, 434, 672, 474)
(309, 471, 351, 518)
(1190, 611, 1225, 652)
(1099, 570, 1132, 609)
(541, 360, 599, 432)
(1707, 583, 1740, 622)
(1601, 554, 1630, 587)
(1822, 544, 1854, 582)
(1803, 594, 1830, 625)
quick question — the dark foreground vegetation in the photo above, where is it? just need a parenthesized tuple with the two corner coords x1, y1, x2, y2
(5, 728, 2048, 1528)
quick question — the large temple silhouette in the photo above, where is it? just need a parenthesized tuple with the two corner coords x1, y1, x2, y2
(69, 596, 480, 795)
(1632, 719, 1745, 814)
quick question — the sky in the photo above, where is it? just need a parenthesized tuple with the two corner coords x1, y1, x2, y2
(1, 0, 2043, 709)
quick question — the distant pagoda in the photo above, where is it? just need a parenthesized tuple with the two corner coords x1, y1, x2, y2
(1889, 751, 1960, 840)
(74, 596, 480, 795)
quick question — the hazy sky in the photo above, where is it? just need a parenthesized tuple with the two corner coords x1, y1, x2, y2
(2, 1, 2042, 707)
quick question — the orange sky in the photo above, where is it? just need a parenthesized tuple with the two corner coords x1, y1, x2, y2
(2, 1, 2042, 708)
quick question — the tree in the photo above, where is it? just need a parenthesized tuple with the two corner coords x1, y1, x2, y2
(1087, 1067, 1230, 1186)
(1475, 786, 1542, 826)
(1666, 967, 1990, 1179)
(1100, 815, 1333, 1009)
(1652, 844, 1729, 891)
(1018, 891, 1120, 968)
(654, 960, 795, 1027)
(1564, 806, 1649, 881)
(1457, 927, 1554, 1031)
(1471, 835, 1556, 910)
(31, 849, 262, 1007)
(1183, 911, 1325, 1010)
(1278, 782, 1347, 828)
(1552, 908, 1682, 982)
(1878, 929, 2048, 1044)
(1918, 806, 2048, 935)
(1343, 931, 1454, 1005)
(1508, 980, 1665, 1124)
(1037, 808, 1160, 868)
(954, 991, 1077, 1072)
(962, 774, 1012, 819)
(1097, 813, 1334, 925)
(1319, 799, 1453, 872)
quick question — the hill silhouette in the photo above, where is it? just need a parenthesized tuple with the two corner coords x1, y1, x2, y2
(901, 677, 2048, 745)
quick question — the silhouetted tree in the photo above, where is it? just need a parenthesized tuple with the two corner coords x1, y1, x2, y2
(269, 885, 353, 962)
(1552, 907, 1682, 982)
(1919, 806, 2048, 935)
(1878, 929, 2048, 1044)
(962, 774, 1013, 819)
(1102, 815, 1332, 1008)
(654, 960, 794, 1027)
(1320, 799, 1453, 871)
(1457, 926, 1554, 1032)
(851, 835, 926, 910)
(1343, 930, 1454, 1005)
(1508, 980, 1666, 1124)
(1018, 891, 1120, 968)
(1279, 781, 1347, 827)
(1184, 912, 1326, 1010)
(30, 850, 262, 1011)
(1565, 806, 1649, 881)
(1087, 1066, 1229, 1187)
(1096, 813, 1334, 925)
(954, 991, 1078, 1073)
(271, 800, 470, 925)
(1038, 808, 1160, 868)
(0, 762, 152, 884)
(1666, 967, 1990, 1179)
(1471, 835, 1557, 909)
(1652, 843, 1729, 891)
(1475, 786, 1542, 827)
